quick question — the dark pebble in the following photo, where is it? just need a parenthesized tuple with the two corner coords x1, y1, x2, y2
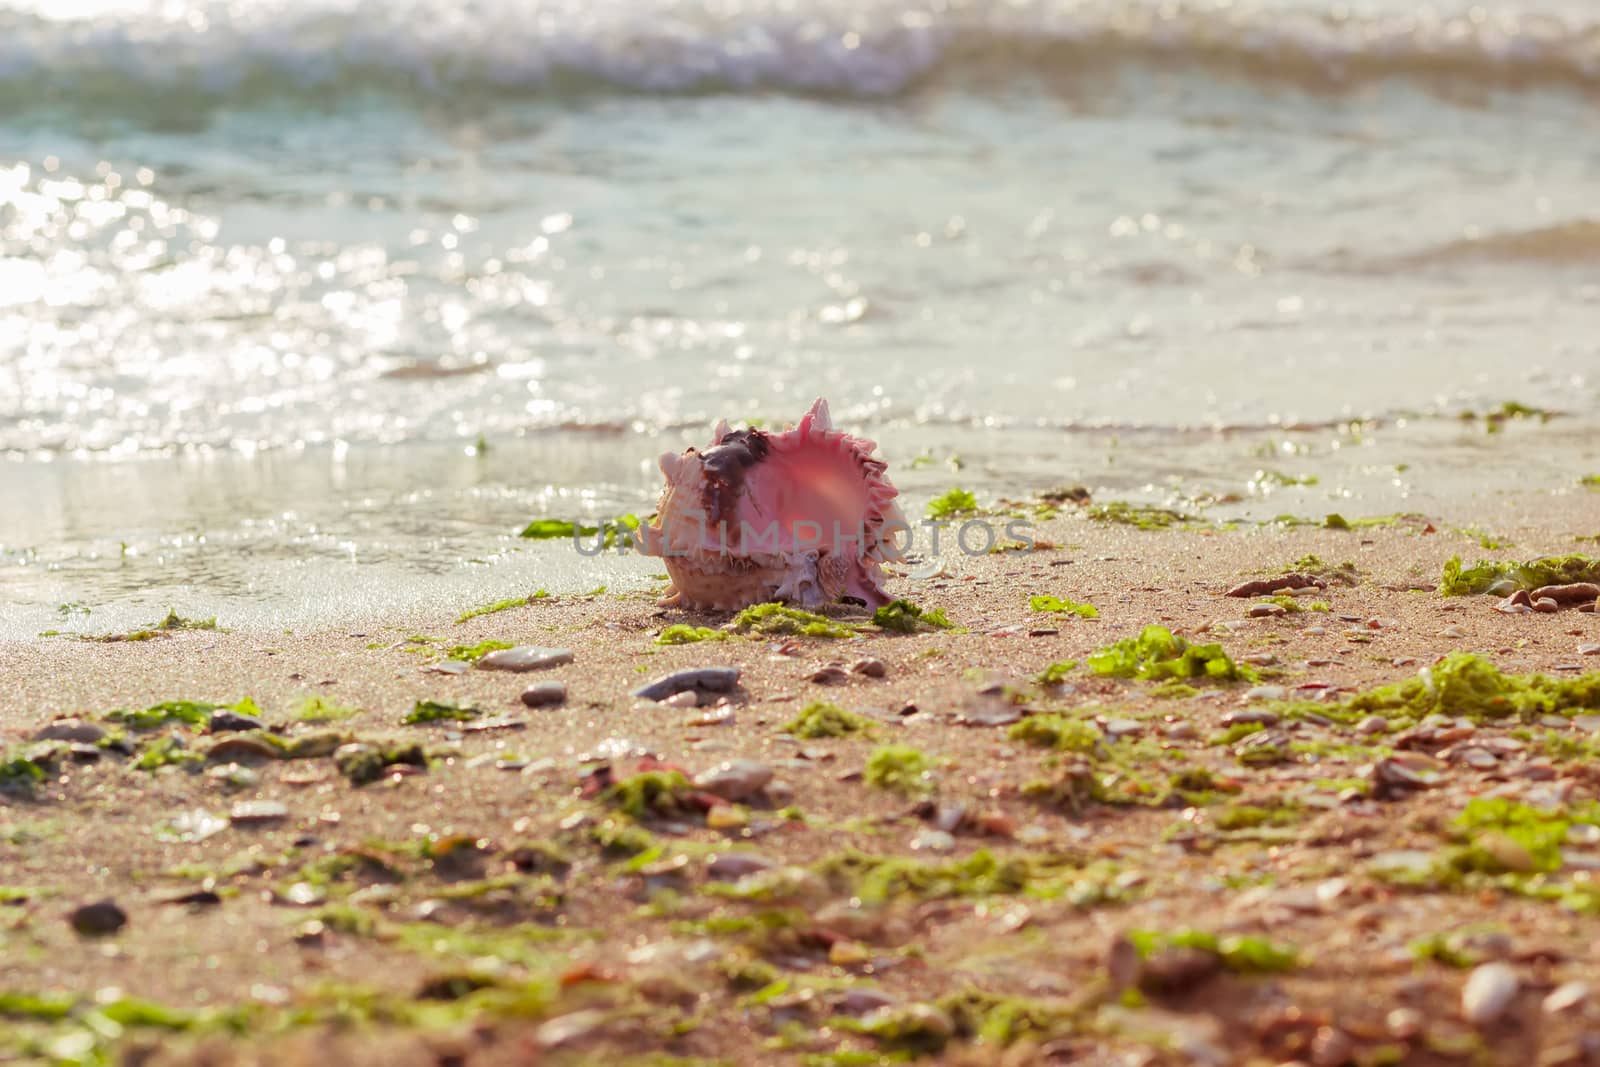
(163, 889, 222, 908)
(209, 709, 265, 733)
(520, 681, 568, 708)
(632, 666, 741, 702)
(32, 719, 105, 744)
(69, 899, 128, 937)
(1138, 946, 1221, 993)
(850, 658, 887, 679)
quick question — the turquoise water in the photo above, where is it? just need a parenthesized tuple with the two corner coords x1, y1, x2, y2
(3, 0, 1599, 637)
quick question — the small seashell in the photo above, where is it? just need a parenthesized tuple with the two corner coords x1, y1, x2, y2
(1542, 980, 1589, 1014)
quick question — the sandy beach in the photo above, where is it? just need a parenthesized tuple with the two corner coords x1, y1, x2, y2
(4, 495, 1599, 1064)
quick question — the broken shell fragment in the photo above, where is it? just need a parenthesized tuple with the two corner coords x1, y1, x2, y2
(636, 398, 907, 610)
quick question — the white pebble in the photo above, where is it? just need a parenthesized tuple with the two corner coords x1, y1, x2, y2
(1461, 961, 1519, 1026)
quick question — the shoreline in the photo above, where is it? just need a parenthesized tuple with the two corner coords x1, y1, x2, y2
(4, 480, 1597, 644)
(3, 512, 1600, 1063)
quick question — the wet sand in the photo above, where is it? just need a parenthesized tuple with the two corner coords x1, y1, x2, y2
(3, 498, 1600, 1064)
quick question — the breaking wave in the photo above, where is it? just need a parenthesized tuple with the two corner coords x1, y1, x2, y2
(3, 0, 1600, 114)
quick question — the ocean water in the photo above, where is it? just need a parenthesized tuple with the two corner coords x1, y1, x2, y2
(2, 0, 1599, 638)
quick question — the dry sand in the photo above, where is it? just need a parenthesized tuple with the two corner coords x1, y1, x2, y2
(3, 498, 1600, 1065)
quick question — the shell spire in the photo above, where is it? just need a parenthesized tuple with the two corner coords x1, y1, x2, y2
(636, 398, 905, 610)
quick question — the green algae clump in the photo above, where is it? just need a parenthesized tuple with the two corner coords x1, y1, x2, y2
(337, 742, 428, 785)
(819, 849, 1035, 906)
(134, 737, 205, 772)
(1034, 661, 1079, 685)
(1448, 797, 1578, 875)
(785, 702, 873, 739)
(1028, 595, 1098, 618)
(730, 603, 858, 639)
(1127, 928, 1298, 974)
(654, 624, 730, 645)
(445, 640, 514, 663)
(404, 700, 482, 725)
(1086, 501, 1198, 529)
(926, 488, 979, 521)
(1441, 554, 1600, 596)
(107, 697, 260, 732)
(872, 599, 955, 633)
(864, 745, 934, 794)
(1087, 625, 1253, 683)
(0, 753, 50, 790)
(293, 696, 359, 723)
(601, 770, 698, 820)
(455, 594, 545, 624)
(1008, 715, 1103, 755)
(1344, 652, 1600, 723)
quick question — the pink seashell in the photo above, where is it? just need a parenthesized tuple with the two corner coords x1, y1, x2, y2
(636, 398, 906, 610)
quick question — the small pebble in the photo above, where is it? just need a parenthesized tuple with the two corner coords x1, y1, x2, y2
(850, 657, 887, 678)
(209, 709, 265, 733)
(69, 900, 127, 938)
(1356, 715, 1389, 736)
(1300, 625, 1327, 636)
(828, 940, 870, 966)
(476, 646, 574, 672)
(1248, 603, 1285, 618)
(205, 736, 282, 763)
(810, 665, 851, 685)
(1440, 625, 1466, 639)
(1386, 1007, 1424, 1039)
(706, 852, 776, 880)
(632, 666, 740, 702)
(932, 802, 967, 833)
(1534, 598, 1560, 614)
(230, 800, 289, 825)
(1311, 1027, 1354, 1067)
(705, 805, 749, 831)
(1580, 644, 1600, 657)
(206, 763, 260, 790)
(911, 830, 956, 853)
(281, 882, 326, 907)
(294, 920, 327, 947)
(836, 988, 898, 1016)
(520, 681, 567, 708)
(662, 691, 701, 709)
(163, 888, 222, 908)
(1106, 935, 1140, 992)
(32, 719, 105, 744)
(693, 759, 774, 801)
(1461, 961, 1520, 1026)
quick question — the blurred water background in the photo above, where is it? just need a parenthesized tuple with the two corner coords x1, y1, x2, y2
(3, 0, 1598, 636)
